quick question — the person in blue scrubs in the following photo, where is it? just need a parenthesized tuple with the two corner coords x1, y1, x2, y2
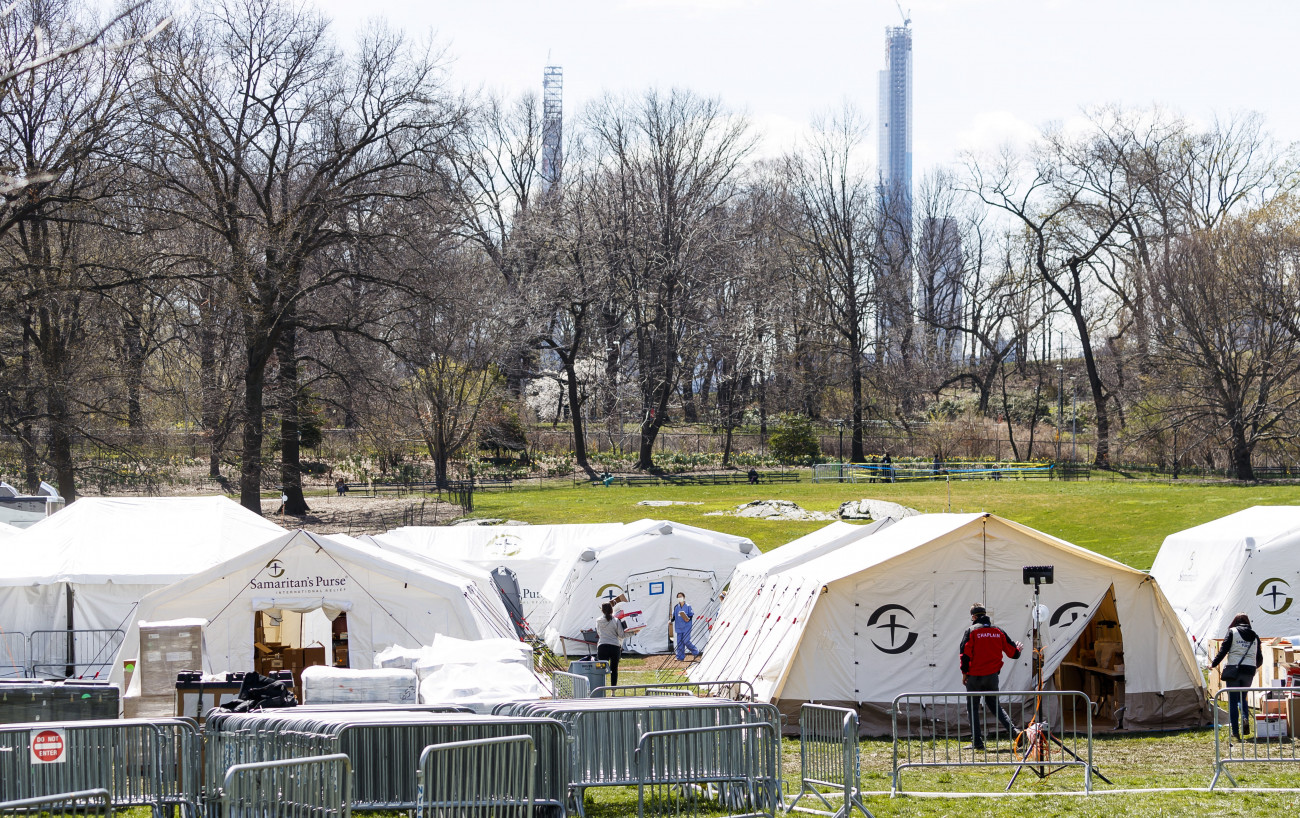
(672, 592, 701, 661)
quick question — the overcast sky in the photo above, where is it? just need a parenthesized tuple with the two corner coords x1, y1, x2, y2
(309, 0, 1296, 172)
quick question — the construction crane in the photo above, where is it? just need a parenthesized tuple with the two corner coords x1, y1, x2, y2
(894, 1, 911, 27)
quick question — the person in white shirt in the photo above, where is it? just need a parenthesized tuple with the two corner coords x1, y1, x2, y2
(594, 601, 626, 685)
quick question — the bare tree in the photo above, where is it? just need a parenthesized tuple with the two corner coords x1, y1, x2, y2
(584, 89, 754, 469)
(144, 0, 458, 512)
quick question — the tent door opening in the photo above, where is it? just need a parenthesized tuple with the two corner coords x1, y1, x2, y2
(1052, 586, 1126, 727)
(253, 607, 334, 685)
(622, 569, 716, 655)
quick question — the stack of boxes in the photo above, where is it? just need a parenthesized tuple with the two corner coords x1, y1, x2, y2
(253, 616, 327, 691)
(126, 619, 203, 718)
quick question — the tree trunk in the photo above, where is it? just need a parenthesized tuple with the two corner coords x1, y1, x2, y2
(562, 353, 597, 479)
(121, 285, 146, 432)
(239, 338, 272, 513)
(681, 372, 698, 423)
(198, 294, 223, 479)
(19, 311, 40, 492)
(850, 338, 865, 462)
(1229, 419, 1254, 481)
(277, 319, 310, 515)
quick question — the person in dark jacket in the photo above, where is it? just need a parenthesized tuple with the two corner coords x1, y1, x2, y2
(959, 603, 1023, 750)
(1210, 612, 1263, 740)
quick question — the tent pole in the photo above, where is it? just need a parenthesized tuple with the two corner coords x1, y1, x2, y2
(64, 582, 75, 679)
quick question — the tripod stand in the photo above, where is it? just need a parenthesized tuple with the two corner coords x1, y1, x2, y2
(1006, 568, 1112, 790)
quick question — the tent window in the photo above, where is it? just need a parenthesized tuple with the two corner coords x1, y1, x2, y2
(1054, 586, 1126, 726)
(254, 608, 335, 686)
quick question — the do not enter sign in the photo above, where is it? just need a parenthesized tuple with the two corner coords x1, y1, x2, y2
(30, 728, 66, 764)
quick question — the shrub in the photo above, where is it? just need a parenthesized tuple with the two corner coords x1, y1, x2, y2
(768, 414, 821, 464)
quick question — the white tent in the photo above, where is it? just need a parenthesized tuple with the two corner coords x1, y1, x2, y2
(691, 513, 1207, 734)
(0, 497, 284, 648)
(0, 521, 21, 539)
(542, 519, 757, 655)
(692, 519, 894, 682)
(112, 529, 519, 694)
(1150, 505, 1300, 661)
(369, 524, 624, 629)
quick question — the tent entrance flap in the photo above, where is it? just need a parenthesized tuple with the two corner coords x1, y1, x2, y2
(622, 568, 717, 655)
(1051, 585, 1128, 725)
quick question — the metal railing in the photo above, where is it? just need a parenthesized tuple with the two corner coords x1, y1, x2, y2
(0, 631, 27, 679)
(418, 736, 536, 818)
(0, 718, 200, 816)
(27, 631, 125, 681)
(1209, 686, 1300, 790)
(589, 680, 756, 700)
(220, 755, 351, 818)
(492, 697, 778, 817)
(0, 789, 112, 816)
(786, 705, 871, 818)
(203, 710, 566, 815)
(635, 723, 779, 818)
(551, 671, 590, 699)
(891, 690, 1095, 794)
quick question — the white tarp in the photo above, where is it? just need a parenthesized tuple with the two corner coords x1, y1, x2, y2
(542, 519, 756, 655)
(1150, 505, 1300, 661)
(0, 497, 284, 638)
(111, 529, 519, 697)
(369, 524, 624, 629)
(0, 521, 22, 539)
(691, 513, 1208, 733)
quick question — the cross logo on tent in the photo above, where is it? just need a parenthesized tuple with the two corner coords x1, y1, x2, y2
(597, 584, 625, 603)
(1257, 577, 1292, 615)
(265, 560, 286, 579)
(865, 604, 918, 654)
(1050, 602, 1088, 628)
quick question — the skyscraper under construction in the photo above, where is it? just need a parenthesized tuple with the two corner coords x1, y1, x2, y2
(876, 24, 914, 358)
(541, 65, 563, 194)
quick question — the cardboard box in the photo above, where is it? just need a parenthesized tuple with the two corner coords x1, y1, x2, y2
(1255, 714, 1288, 739)
(139, 619, 204, 697)
(124, 693, 174, 719)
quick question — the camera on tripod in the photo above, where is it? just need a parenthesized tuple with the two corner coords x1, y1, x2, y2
(1022, 565, 1055, 586)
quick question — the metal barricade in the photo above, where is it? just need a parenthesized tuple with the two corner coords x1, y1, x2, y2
(891, 690, 1095, 794)
(1209, 686, 1300, 789)
(0, 631, 27, 679)
(418, 736, 535, 818)
(494, 697, 779, 817)
(551, 671, 590, 699)
(0, 788, 112, 816)
(220, 754, 351, 818)
(646, 688, 692, 697)
(203, 710, 566, 816)
(589, 680, 756, 700)
(27, 631, 124, 681)
(635, 723, 779, 818)
(786, 705, 871, 818)
(0, 717, 201, 816)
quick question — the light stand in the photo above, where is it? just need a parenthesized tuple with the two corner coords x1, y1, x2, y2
(1007, 564, 1113, 789)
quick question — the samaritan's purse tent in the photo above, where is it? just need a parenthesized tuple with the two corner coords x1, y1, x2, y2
(1150, 505, 1300, 661)
(0, 497, 284, 676)
(543, 519, 757, 655)
(691, 513, 1207, 733)
(112, 529, 519, 694)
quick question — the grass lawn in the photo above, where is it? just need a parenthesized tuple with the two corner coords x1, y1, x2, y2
(469, 476, 1300, 569)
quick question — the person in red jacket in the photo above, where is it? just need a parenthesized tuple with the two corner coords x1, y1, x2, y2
(959, 603, 1023, 750)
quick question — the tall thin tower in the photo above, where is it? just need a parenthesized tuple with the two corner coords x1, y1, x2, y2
(541, 65, 563, 194)
(876, 23, 914, 358)
(877, 24, 912, 224)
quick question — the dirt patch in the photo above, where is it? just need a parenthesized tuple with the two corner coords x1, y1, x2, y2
(259, 495, 462, 536)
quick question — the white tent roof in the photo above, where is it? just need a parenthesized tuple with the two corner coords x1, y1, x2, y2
(113, 529, 519, 691)
(541, 519, 757, 655)
(370, 524, 625, 629)
(692, 513, 1207, 733)
(0, 496, 285, 585)
(0, 521, 21, 539)
(1150, 505, 1300, 658)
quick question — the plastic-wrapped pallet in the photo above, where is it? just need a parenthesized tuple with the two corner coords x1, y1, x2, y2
(299, 665, 417, 705)
(138, 618, 204, 697)
(417, 662, 546, 712)
(410, 635, 533, 682)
